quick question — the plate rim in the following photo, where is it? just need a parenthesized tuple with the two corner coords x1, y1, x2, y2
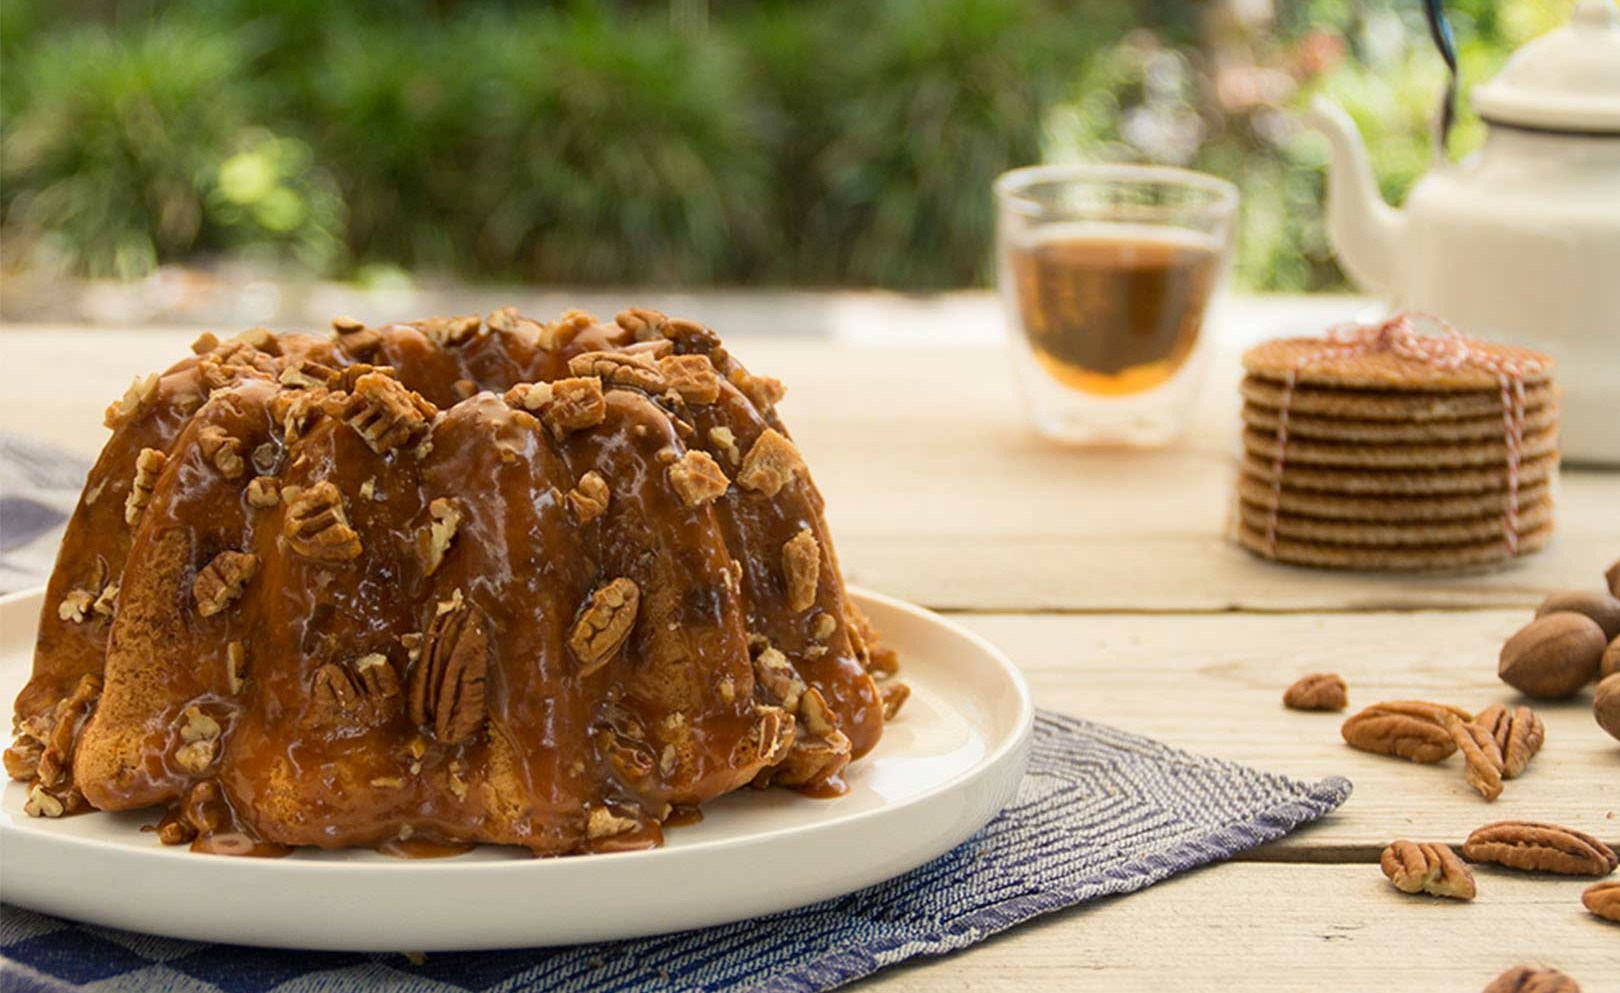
(0, 583, 1033, 878)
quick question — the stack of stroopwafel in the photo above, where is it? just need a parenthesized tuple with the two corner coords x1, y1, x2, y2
(1233, 314, 1558, 571)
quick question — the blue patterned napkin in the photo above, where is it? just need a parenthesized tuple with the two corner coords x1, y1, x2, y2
(0, 433, 1352, 992)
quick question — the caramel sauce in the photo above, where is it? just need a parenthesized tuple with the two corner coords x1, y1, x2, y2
(794, 775, 849, 800)
(664, 804, 705, 828)
(18, 313, 892, 858)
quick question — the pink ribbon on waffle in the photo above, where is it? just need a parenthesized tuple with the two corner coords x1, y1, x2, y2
(1262, 312, 1546, 558)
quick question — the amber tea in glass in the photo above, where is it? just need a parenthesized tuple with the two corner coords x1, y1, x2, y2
(996, 166, 1237, 445)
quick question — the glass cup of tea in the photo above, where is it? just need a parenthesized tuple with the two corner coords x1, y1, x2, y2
(994, 164, 1238, 446)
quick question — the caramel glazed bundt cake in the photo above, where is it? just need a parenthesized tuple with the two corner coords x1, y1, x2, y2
(4, 307, 910, 857)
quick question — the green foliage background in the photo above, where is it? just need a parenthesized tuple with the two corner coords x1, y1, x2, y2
(0, 0, 1574, 290)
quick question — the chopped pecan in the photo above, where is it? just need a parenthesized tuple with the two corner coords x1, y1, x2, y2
(881, 681, 910, 721)
(196, 425, 246, 479)
(57, 589, 94, 623)
(615, 307, 669, 342)
(568, 350, 667, 393)
(587, 805, 642, 840)
(279, 359, 340, 390)
(1482, 967, 1583, 993)
(334, 372, 437, 454)
(1463, 820, 1619, 876)
(665, 318, 725, 357)
(732, 705, 795, 769)
(174, 705, 222, 774)
(226, 641, 247, 693)
(105, 373, 160, 428)
(1583, 880, 1620, 923)
(506, 377, 607, 437)
(313, 653, 401, 724)
(245, 475, 280, 508)
(411, 314, 481, 347)
(569, 578, 640, 676)
(192, 550, 259, 617)
(766, 727, 851, 788)
(1340, 701, 1472, 763)
(708, 426, 741, 465)
(568, 471, 611, 523)
(798, 686, 837, 738)
(668, 450, 729, 508)
(753, 647, 806, 712)
(811, 610, 839, 642)
(420, 498, 461, 577)
(1446, 715, 1505, 801)
(737, 429, 804, 497)
(34, 674, 102, 792)
(23, 785, 68, 818)
(1283, 673, 1348, 711)
(285, 481, 362, 561)
(1473, 704, 1545, 779)
(658, 355, 721, 404)
(486, 306, 541, 338)
(191, 331, 220, 354)
(729, 367, 786, 411)
(331, 315, 366, 335)
(408, 594, 488, 743)
(782, 529, 820, 612)
(272, 390, 320, 444)
(124, 447, 167, 525)
(1380, 840, 1476, 899)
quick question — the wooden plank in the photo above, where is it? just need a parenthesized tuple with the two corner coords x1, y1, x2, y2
(950, 610, 1620, 854)
(3, 323, 1617, 612)
(851, 863, 1619, 993)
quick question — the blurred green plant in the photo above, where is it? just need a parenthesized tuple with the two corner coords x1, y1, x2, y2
(0, 0, 1580, 291)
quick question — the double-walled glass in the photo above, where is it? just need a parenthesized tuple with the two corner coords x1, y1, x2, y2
(995, 165, 1238, 446)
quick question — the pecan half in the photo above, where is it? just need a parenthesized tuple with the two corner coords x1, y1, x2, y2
(781, 529, 820, 613)
(123, 447, 167, 525)
(105, 372, 160, 428)
(798, 686, 836, 738)
(334, 372, 437, 454)
(192, 550, 259, 617)
(667, 450, 729, 508)
(1463, 821, 1619, 876)
(1283, 673, 1348, 712)
(568, 578, 640, 676)
(1583, 880, 1620, 923)
(1341, 701, 1472, 763)
(1447, 715, 1505, 801)
(32, 674, 102, 794)
(420, 498, 461, 577)
(196, 424, 246, 479)
(615, 307, 669, 341)
(1482, 967, 1583, 993)
(736, 429, 805, 497)
(506, 377, 607, 437)
(568, 350, 667, 393)
(278, 359, 340, 390)
(1473, 704, 1545, 779)
(657, 354, 721, 404)
(1380, 840, 1476, 900)
(285, 481, 362, 561)
(313, 653, 401, 724)
(568, 471, 611, 523)
(408, 593, 488, 744)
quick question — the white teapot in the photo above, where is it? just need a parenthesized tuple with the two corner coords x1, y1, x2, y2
(1309, 0, 1620, 464)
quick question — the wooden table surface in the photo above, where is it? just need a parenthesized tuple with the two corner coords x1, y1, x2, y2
(2, 294, 1617, 991)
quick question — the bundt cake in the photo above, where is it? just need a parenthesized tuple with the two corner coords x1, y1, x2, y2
(4, 307, 907, 857)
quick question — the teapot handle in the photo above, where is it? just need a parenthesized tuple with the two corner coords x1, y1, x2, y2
(1423, 0, 1460, 159)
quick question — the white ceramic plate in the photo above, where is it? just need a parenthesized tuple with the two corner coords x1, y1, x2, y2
(0, 586, 1032, 951)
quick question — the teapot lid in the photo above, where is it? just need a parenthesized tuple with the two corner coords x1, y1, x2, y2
(1471, 0, 1620, 134)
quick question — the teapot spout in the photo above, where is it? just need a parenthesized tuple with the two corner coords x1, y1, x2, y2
(1306, 96, 1405, 296)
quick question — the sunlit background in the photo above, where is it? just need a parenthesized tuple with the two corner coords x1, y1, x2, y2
(0, 0, 1569, 322)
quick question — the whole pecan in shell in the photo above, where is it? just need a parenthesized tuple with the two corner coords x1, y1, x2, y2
(1463, 820, 1619, 877)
